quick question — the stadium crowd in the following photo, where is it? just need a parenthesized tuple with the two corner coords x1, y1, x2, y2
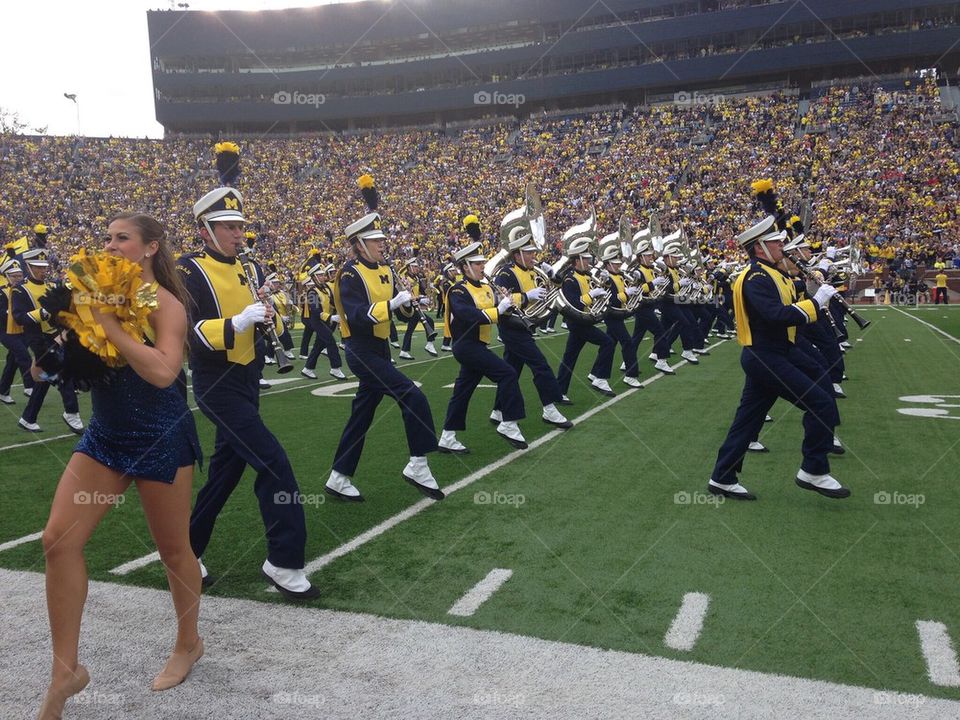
(0, 77, 957, 284)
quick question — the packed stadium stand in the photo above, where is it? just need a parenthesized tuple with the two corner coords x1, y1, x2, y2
(147, 0, 960, 132)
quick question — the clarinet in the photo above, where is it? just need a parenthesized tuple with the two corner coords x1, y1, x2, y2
(387, 259, 437, 339)
(236, 250, 293, 374)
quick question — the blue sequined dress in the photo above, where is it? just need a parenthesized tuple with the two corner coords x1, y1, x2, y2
(74, 366, 202, 483)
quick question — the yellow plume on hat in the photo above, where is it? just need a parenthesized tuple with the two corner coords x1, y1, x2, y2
(244, 231, 256, 239)
(214, 141, 240, 155)
(33, 223, 48, 235)
(750, 179, 774, 196)
(462, 214, 479, 229)
(788, 215, 801, 227)
(357, 174, 375, 190)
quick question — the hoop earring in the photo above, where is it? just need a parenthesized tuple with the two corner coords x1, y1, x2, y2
(144, 253, 151, 258)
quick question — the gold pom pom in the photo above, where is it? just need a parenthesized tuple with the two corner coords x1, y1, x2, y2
(60, 250, 158, 367)
(750, 179, 774, 196)
(357, 174, 375, 189)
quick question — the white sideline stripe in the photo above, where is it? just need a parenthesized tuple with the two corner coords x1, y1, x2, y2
(664, 592, 710, 651)
(110, 551, 160, 576)
(917, 620, 960, 686)
(0, 531, 43, 553)
(893, 307, 960, 345)
(111, 331, 575, 574)
(0, 433, 74, 452)
(299, 340, 726, 576)
(447, 568, 513, 617)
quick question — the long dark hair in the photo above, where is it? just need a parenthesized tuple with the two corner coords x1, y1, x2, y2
(108, 212, 187, 307)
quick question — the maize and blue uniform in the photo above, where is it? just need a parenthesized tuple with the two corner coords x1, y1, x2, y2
(178, 247, 308, 570)
(0, 279, 35, 396)
(493, 262, 564, 407)
(443, 277, 524, 431)
(629, 265, 671, 360)
(303, 281, 342, 372)
(603, 271, 639, 379)
(556, 269, 614, 395)
(711, 259, 835, 485)
(398, 270, 436, 352)
(659, 267, 702, 353)
(330, 257, 437, 476)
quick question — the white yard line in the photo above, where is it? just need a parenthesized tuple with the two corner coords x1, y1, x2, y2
(110, 551, 160, 576)
(0, 433, 74, 452)
(1, 568, 956, 720)
(0, 531, 43, 553)
(892, 307, 960, 345)
(917, 620, 960, 687)
(299, 341, 725, 576)
(447, 568, 513, 617)
(664, 592, 711, 651)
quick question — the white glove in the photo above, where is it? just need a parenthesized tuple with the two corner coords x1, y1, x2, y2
(679, 277, 693, 289)
(818, 259, 831, 273)
(330, 314, 340, 324)
(626, 286, 639, 297)
(526, 287, 546, 302)
(653, 276, 670, 288)
(231, 302, 267, 333)
(539, 261, 555, 278)
(813, 284, 837, 308)
(588, 288, 607, 299)
(389, 290, 413, 310)
(419, 296, 431, 306)
(497, 296, 514, 314)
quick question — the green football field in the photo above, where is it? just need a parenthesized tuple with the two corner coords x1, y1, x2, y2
(1, 305, 959, 701)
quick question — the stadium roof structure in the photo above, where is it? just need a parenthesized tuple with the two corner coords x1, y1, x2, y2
(147, 0, 960, 133)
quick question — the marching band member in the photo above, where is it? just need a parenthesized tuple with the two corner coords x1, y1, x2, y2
(597, 233, 642, 387)
(628, 229, 675, 375)
(486, 211, 572, 427)
(658, 235, 705, 365)
(439, 241, 528, 453)
(12, 248, 83, 434)
(297, 248, 322, 359)
(325, 210, 444, 502)
(436, 261, 458, 352)
(555, 219, 616, 398)
(708, 216, 848, 502)
(300, 263, 345, 380)
(179, 174, 319, 600)
(397, 256, 438, 359)
(0, 258, 36, 403)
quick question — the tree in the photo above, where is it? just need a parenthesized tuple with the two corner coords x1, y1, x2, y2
(0, 106, 29, 135)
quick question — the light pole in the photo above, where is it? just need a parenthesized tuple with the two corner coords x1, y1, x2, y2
(63, 93, 80, 135)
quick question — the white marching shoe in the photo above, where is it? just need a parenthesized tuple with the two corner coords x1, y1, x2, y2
(795, 469, 850, 499)
(18, 417, 40, 432)
(648, 352, 657, 361)
(398, 351, 414, 360)
(831, 434, 845, 455)
(264, 356, 276, 365)
(300, 368, 317, 379)
(833, 383, 846, 398)
(283, 350, 295, 360)
(654, 359, 675, 375)
(623, 376, 642, 388)
(489, 409, 502, 425)
(542, 403, 572, 428)
(707, 478, 756, 500)
(619, 361, 626, 371)
(764, 414, 773, 422)
(424, 341, 438, 357)
(262, 559, 320, 600)
(325, 470, 364, 502)
(0, 393, 13, 404)
(496, 421, 528, 449)
(747, 441, 768, 453)
(681, 350, 700, 364)
(62, 412, 84, 434)
(589, 376, 616, 397)
(438, 429, 469, 454)
(402, 456, 444, 499)
(329, 368, 346, 379)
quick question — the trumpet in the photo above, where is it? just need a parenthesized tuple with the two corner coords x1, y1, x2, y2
(236, 249, 293, 374)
